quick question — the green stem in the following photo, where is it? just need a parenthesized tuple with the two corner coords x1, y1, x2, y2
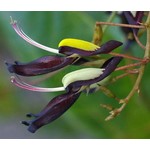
(145, 12, 150, 58)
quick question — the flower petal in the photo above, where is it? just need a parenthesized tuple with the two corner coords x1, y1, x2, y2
(6, 55, 75, 76)
(101, 56, 123, 77)
(94, 40, 123, 54)
(65, 56, 123, 90)
(123, 11, 144, 35)
(135, 11, 144, 23)
(10, 18, 59, 54)
(21, 90, 81, 133)
(59, 38, 122, 56)
(62, 68, 105, 89)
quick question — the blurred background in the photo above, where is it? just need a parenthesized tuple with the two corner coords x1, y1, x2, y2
(0, 11, 150, 139)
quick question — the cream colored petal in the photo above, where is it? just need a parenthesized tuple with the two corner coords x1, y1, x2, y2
(62, 68, 105, 88)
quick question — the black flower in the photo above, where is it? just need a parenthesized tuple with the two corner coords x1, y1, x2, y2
(7, 18, 123, 133)
(11, 56, 122, 133)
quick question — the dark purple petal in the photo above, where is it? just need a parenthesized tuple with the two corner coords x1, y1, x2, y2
(66, 56, 123, 91)
(123, 11, 144, 35)
(135, 11, 144, 23)
(100, 56, 123, 77)
(6, 55, 75, 76)
(95, 40, 122, 54)
(120, 12, 143, 51)
(123, 12, 137, 35)
(59, 40, 122, 56)
(120, 12, 132, 34)
(22, 90, 81, 133)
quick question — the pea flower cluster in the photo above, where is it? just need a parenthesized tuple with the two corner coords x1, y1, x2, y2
(6, 19, 123, 133)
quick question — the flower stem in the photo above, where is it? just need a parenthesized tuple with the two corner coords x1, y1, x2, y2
(96, 21, 146, 29)
(145, 12, 150, 58)
(105, 11, 150, 121)
(120, 12, 150, 102)
(119, 12, 150, 111)
(115, 62, 143, 71)
(134, 33, 146, 50)
(109, 52, 143, 61)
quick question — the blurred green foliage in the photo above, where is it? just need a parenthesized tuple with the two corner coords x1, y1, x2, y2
(0, 11, 150, 138)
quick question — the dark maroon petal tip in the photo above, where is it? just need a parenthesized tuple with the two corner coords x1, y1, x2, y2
(100, 56, 123, 78)
(28, 124, 38, 133)
(6, 55, 75, 76)
(95, 40, 123, 54)
(26, 113, 39, 118)
(21, 121, 37, 133)
(135, 11, 144, 23)
(5, 62, 15, 73)
(22, 91, 81, 133)
(21, 121, 30, 126)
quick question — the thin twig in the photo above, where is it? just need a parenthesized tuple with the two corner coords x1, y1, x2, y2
(115, 62, 143, 71)
(120, 12, 150, 111)
(110, 72, 131, 83)
(134, 33, 146, 50)
(96, 21, 146, 29)
(105, 12, 150, 121)
(99, 86, 120, 102)
(109, 52, 143, 61)
(100, 104, 113, 111)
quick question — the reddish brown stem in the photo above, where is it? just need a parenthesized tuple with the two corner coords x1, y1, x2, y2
(110, 52, 143, 61)
(134, 33, 146, 50)
(115, 62, 143, 71)
(96, 21, 146, 29)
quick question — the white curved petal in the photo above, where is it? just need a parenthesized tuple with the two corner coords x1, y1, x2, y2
(62, 68, 105, 88)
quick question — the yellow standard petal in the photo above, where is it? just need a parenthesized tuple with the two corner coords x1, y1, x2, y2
(58, 38, 100, 51)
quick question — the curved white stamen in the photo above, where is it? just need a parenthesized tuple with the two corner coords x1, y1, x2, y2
(10, 17, 59, 54)
(11, 76, 65, 92)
